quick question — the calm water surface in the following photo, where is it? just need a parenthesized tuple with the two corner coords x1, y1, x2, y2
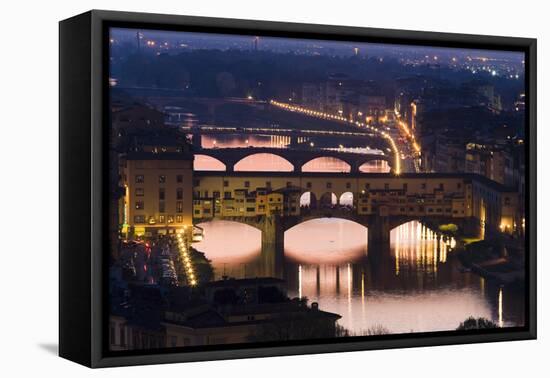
(193, 219, 525, 335)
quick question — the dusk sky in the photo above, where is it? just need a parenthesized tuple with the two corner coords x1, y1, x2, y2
(110, 27, 525, 65)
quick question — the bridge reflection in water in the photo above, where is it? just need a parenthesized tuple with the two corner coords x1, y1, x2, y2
(193, 219, 525, 335)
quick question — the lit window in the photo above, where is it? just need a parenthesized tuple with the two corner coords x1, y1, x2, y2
(176, 201, 183, 213)
(134, 215, 145, 224)
(135, 201, 144, 210)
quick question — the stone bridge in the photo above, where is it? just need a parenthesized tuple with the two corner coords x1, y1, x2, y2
(195, 211, 460, 277)
(194, 147, 393, 173)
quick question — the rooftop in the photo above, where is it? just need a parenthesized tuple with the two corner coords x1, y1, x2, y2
(194, 171, 515, 192)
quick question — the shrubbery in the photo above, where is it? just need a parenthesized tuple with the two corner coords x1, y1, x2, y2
(456, 317, 498, 330)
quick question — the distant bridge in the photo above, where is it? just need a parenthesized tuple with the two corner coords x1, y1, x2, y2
(184, 125, 387, 145)
(195, 147, 393, 173)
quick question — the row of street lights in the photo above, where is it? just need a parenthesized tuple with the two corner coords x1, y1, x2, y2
(176, 230, 197, 286)
(269, 100, 401, 174)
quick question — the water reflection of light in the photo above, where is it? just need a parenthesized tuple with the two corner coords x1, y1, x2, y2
(361, 271, 365, 315)
(302, 157, 351, 173)
(194, 154, 226, 171)
(359, 160, 391, 173)
(193, 220, 261, 265)
(347, 263, 353, 329)
(234, 153, 294, 172)
(285, 218, 368, 264)
(298, 265, 303, 299)
(289, 263, 494, 334)
(201, 135, 290, 149)
(390, 221, 455, 273)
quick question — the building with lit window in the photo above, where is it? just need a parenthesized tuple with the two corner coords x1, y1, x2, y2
(121, 152, 194, 238)
(192, 172, 520, 237)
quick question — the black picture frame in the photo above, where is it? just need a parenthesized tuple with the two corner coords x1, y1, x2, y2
(59, 9, 537, 368)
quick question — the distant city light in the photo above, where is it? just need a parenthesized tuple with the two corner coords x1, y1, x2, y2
(270, 99, 402, 175)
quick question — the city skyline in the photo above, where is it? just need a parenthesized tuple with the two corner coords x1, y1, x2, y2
(110, 27, 525, 62)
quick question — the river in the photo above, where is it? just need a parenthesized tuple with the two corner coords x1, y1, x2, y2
(192, 219, 525, 335)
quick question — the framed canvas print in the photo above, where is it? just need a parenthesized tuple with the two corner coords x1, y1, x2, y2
(59, 10, 536, 368)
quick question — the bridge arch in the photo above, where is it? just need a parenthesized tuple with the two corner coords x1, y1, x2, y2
(301, 156, 351, 173)
(284, 217, 369, 264)
(358, 159, 391, 173)
(194, 219, 262, 263)
(194, 154, 226, 171)
(299, 192, 318, 209)
(234, 152, 294, 172)
(319, 192, 338, 208)
(339, 191, 354, 207)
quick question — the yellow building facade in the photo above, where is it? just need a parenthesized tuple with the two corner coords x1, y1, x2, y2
(122, 152, 194, 237)
(192, 172, 519, 235)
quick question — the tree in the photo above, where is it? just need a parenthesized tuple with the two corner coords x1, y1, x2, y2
(364, 324, 391, 335)
(456, 317, 498, 330)
(439, 223, 458, 234)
